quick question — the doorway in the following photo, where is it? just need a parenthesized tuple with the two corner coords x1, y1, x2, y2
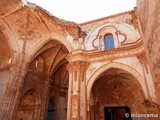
(104, 106, 131, 120)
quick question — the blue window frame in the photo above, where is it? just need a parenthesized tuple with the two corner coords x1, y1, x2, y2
(104, 34, 114, 50)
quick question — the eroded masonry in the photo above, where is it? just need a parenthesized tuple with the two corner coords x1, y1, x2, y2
(0, 0, 160, 120)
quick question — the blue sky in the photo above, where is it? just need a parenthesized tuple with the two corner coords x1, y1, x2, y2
(27, 0, 136, 23)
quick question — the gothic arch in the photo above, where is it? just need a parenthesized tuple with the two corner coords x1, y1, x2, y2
(16, 89, 41, 120)
(87, 62, 148, 101)
(20, 39, 69, 120)
(0, 20, 19, 70)
(0, 20, 22, 120)
(26, 38, 72, 65)
(25, 39, 69, 75)
(0, 20, 19, 54)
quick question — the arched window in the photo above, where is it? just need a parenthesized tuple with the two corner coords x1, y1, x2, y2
(104, 34, 114, 50)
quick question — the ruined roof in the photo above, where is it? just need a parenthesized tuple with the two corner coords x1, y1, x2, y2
(80, 10, 134, 26)
(0, 0, 86, 40)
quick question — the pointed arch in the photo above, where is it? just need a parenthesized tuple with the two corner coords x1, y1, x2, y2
(87, 62, 148, 101)
(0, 20, 19, 70)
(26, 38, 72, 65)
(16, 89, 41, 120)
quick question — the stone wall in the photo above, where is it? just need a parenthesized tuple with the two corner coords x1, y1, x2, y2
(0, 0, 83, 119)
(136, 0, 160, 105)
(0, 0, 160, 119)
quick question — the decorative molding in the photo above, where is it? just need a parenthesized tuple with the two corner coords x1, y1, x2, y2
(67, 61, 89, 72)
(92, 25, 118, 49)
(67, 39, 144, 63)
(119, 31, 127, 44)
(71, 96, 79, 118)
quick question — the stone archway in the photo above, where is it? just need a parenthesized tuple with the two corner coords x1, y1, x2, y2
(16, 40, 69, 120)
(0, 20, 19, 70)
(0, 21, 21, 120)
(87, 62, 148, 101)
(48, 58, 69, 120)
(0, 29, 13, 114)
(0, 30, 12, 70)
(88, 67, 147, 120)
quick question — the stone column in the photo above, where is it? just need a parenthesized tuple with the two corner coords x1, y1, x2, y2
(137, 53, 157, 102)
(58, 95, 67, 120)
(67, 61, 89, 120)
(39, 76, 51, 120)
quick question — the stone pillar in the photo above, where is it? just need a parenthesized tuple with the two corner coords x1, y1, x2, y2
(58, 95, 67, 120)
(67, 61, 89, 120)
(137, 53, 157, 102)
(39, 76, 51, 120)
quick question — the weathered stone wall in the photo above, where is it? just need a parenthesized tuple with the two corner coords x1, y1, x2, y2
(136, 0, 160, 105)
(80, 11, 140, 51)
(0, 0, 159, 119)
(0, 0, 83, 119)
(91, 72, 146, 120)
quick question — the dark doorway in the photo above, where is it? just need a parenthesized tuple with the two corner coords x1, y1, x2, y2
(104, 106, 132, 120)
(47, 100, 57, 120)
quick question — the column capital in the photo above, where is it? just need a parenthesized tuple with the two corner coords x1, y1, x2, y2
(67, 61, 89, 72)
(137, 51, 148, 64)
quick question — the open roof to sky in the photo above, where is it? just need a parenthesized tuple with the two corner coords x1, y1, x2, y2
(27, 0, 136, 23)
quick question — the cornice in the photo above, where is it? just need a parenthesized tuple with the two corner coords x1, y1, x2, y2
(66, 39, 144, 63)
(67, 61, 89, 72)
(80, 10, 134, 26)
